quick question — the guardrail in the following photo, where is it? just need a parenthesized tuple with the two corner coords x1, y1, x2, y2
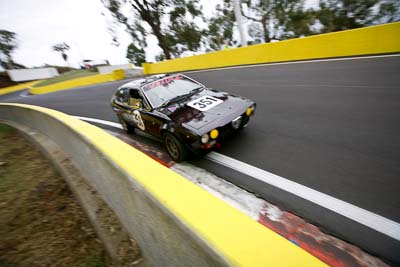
(29, 70, 125, 95)
(7, 67, 59, 82)
(143, 22, 400, 74)
(0, 103, 325, 267)
(0, 80, 41, 96)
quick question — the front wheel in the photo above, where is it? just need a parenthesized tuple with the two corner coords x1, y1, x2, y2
(118, 114, 135, 134)
(163, 133, 189, 162)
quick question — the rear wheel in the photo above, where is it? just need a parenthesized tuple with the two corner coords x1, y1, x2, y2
(163, 132, 189, 162)
(118, 114, 135, 134)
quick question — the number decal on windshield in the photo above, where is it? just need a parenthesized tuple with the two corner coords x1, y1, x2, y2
(143, 75, 183, 91)
(187, 96, 223, 111)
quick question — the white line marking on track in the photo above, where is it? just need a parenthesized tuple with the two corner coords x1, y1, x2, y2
(206, 152, 400, 241)
(184, 54, 400, 74)
(73, 116, 123, 129)
(19, 90, 31, 98)
(73, 116, 400, 241)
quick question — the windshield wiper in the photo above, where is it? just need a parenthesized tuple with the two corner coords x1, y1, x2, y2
(161, 94, 188, 107)
(190, 86, 204, 94)
(160, 87, 204, 108)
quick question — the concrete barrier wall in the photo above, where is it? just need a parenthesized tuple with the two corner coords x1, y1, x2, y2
(123, 68, 144, 78)
(7, 68, 59, 82)
(143, 22, 400, 74)
(0, 80, 41, 96)
(0, 103, 325, 267)
(97, 64, 133, 74)
(29, 70, 125, 95)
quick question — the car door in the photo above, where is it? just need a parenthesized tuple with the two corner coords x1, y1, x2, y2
(126, 88, 163, 137)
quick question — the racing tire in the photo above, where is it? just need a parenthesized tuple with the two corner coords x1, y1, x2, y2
(118, 115, 135, 134)
(163, 132, 188, 162)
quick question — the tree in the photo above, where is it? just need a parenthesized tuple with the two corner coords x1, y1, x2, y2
(206, 1, 236, 51)
(0, 30, 18, 69)
(315, 0, 400, 33)
(52, 42, 70, 63)
(241, 0, 314, 43)
(101, 0, 204, 61)
(126, 43, 146, 66)
(375, 0, 400, 23)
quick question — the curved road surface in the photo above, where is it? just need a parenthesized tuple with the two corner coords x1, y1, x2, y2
(1, 55, 399, 264)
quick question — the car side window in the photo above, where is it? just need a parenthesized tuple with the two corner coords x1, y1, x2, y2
(129, 89, 144, 109)
(116, 88, 129, 103)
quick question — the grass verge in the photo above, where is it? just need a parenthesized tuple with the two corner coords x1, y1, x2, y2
(0, 124, 109, 267)
(33, 70, 98, 87)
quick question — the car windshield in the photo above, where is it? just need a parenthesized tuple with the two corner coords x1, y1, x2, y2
(142, 75, 203, 108)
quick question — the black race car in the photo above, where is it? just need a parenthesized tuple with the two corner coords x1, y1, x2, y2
(111, 74, 256, 162)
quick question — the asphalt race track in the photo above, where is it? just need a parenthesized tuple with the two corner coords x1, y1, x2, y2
(1, 55, 400, 264)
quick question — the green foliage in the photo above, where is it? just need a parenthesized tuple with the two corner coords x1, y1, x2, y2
(52, 42, 70, 62)
(32, 70, 97, 87)
(0, 124, 15, 137)
(155, 53, 166, 62)
(80, 250, 107, 267)
(315, 0, 400, 33)
(316, 0, 377, 32)
(207, 1, 235, 50)
(375, 0, 400, 23)
(242, 0, 314, 43)
(52, 42, 70, 52)
(102, 0, 204, 61)
(170, 21, 203, 53)
(126, 43, 146, 66)
(284, 7, 315, 38)
(0, 30, 18, 69)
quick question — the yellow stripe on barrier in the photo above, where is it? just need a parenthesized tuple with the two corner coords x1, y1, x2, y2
(143, 22, 400, 74)
(0, 80, 41, 96)
(29, 69, 125, 95)
(0, 103, 326, 266)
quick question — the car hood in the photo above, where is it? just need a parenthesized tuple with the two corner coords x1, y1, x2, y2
(159, 88, 253, 133)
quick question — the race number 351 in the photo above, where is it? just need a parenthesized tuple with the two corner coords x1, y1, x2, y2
(187, 95, 223, 111)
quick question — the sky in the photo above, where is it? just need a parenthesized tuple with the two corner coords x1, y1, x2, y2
(0, 0, 319, 69)
(0, 0, 135, 68)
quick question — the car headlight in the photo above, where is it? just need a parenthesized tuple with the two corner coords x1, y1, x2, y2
(201, 134, 209, 144)
(246, 104, 256, 116)
(210, 129, 219, 139)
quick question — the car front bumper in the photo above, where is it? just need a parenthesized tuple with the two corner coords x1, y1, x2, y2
(189, 110, 254, 152)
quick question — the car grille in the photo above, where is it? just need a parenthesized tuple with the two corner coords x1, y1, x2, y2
(216, 112, 250, 140)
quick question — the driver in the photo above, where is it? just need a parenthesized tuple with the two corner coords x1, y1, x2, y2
(129, 89, 143, 109)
